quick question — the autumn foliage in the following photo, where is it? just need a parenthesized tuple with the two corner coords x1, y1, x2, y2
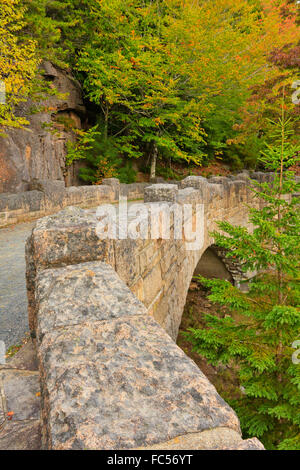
(0, 0, 39, 130)
(0, 0, 299, 169)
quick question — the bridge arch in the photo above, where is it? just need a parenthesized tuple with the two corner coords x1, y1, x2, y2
(193, 246, 234, 283)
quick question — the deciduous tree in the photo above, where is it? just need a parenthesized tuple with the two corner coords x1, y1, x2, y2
(0, 0, 39, 130)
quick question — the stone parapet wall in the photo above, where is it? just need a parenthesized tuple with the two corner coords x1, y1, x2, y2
(25, 174, 268, 450)
(32, 260, 263, 450)
(0, 171, 274, 228)
(0, 179, 147, 228)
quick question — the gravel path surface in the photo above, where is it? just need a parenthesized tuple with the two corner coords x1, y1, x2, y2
(0, 222, 35, 349)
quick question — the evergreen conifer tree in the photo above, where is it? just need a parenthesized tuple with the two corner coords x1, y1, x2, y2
(185, 99, 300, 450)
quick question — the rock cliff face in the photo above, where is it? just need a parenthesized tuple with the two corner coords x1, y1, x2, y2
(0, 62, 86, 194)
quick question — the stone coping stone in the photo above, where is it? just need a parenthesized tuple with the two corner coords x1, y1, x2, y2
(27, 206, 115, 272)
(36, 262, 147, 337)
(180, 175, 207, 188)
(33, 205, 97, 230)
(230, 438, 265, 450)
(179, 177, 209, 201)
(36, 261, 241, 449)
(229, 173, 250, 182)
(39, 317, 240, 450)
(208, 176, 230, 185)
(102, 178, 120, 187)
(144, 184, 179, 203)
(137, 427, 264, 450)
(0, 190, 44, 212)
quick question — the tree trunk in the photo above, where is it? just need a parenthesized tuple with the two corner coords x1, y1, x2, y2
(104, 109, 109, 142)
(150, 143, 158, 180)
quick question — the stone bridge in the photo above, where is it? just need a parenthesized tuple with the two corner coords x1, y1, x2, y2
(20, 174, 267, 449)
(27, 174, 260, 340)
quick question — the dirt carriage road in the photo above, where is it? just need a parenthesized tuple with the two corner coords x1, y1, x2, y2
(0, 221, 35, 348)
